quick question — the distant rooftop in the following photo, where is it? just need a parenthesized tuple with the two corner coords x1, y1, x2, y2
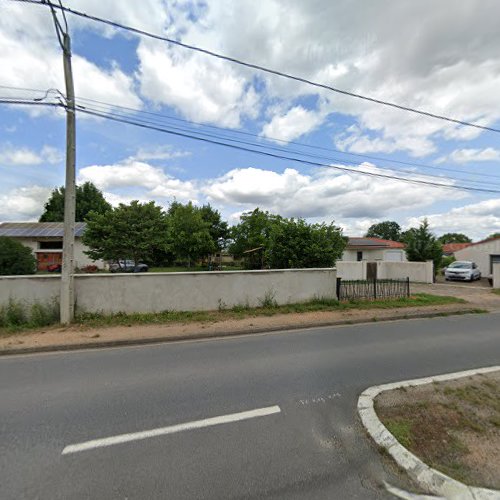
(0, 222, 87, 238)
(442, 242, 472, 254)
(347, 237, 406, 249)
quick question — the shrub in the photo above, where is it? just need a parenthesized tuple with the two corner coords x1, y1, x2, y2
(0, 298, 59, 329)
(0, 237, 36, 275)
(81, 264, 98, 273)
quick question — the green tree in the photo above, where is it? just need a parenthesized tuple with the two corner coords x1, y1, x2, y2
(266, 218, 346, 269)
(82, 201, 169, 264)
(39, 181, 111, 222)
(197, 203, 229, 251)
(487, 232, 500, 240)
(229, 208, 282, 269)
(438, 233, 471, 244)
(365, 221, 401, 241)
(0, 237, 36, 275)
(167, 202, 215, 266)
(405, 219, 442, 273)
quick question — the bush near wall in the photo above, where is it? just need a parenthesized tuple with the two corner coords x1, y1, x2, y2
(0, 237, 37, 275)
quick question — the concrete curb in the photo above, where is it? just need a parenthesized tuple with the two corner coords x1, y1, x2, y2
(0, 308, 484, 356)
(358, 366, 500, 500)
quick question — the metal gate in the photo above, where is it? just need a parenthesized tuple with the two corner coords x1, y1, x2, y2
(336, 277, 410, 301)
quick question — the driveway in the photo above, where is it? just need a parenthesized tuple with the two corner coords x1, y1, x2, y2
(1, 313, 499, 499)
(413, 279, 500, 311)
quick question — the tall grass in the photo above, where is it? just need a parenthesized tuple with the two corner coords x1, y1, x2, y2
(0, 298, 59, 331)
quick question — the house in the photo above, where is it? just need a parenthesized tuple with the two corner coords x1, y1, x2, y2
(0, 222, 104, 271)
(442, 242, 471, 256)
(453, 236, 500, 279)
(342, 237, 407, 262)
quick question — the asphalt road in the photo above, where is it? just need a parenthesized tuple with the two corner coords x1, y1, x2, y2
(1, 313, 499, 499)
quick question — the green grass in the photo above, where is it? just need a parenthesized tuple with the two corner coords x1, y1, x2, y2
(492, 289, 500, 296)
(385, 419, 413, 448)
(0, 298, 59, 333)
(72, 293, 467, 329)
(0, 292, 472, 335)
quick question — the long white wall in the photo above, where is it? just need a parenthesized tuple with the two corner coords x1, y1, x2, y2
(337, 261, 433, 283)
(0, 268, 337, 314)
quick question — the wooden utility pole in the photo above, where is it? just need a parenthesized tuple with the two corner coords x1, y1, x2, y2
(48, 1, 76, 324)
(60, 30, 76, 324)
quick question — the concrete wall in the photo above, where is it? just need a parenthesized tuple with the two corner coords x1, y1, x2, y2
(0, 275, 60, 306)
(337, 261, 433, 283)
(0, 268, 337, 314)
(455, 238, 500, 277)
(336, 261, 366, 280)
(341, 248, 407, 262)
(493, 263, 500, 289)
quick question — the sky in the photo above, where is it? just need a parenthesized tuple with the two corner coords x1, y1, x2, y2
(1, 0, 500, 240)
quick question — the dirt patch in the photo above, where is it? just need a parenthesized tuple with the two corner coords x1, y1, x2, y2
(0, 302, 477, 353)
(375, 371, 500, 489)
(413, 282, 500, 311)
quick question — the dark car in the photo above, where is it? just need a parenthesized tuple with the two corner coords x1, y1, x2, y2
(109, 260, 149, 273)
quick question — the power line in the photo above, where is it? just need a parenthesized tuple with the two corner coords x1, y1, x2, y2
(75, 100, 500, 189)
(0, 97, 62, 108)
(74, 94, 500, 180)
(9, 0, 500, 135)
(3, 85, 500, 184)
(73, 106, 500, 194)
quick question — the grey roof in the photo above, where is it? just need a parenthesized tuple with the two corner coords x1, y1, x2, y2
(0, 222, 86, 238)
(348, 237, 386, 247)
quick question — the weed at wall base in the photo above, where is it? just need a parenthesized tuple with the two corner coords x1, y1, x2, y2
(0, 298, 59, 330)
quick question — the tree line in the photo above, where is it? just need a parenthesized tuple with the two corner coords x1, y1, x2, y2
(38, 182, 347, 268)
(33, 182, 495, 272)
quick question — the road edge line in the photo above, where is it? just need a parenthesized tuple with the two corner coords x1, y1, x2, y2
(357, 366, 500, 500)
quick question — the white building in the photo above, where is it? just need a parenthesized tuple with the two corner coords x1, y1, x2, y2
(341, 237, 407, 262)
(0, 222, 104, 271)
(454, 236, 500, 279)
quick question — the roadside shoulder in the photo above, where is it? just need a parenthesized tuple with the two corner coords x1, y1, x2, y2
(358, 367, 500, 499)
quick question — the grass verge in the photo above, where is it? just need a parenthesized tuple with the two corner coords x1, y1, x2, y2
(0, 293, 474, 336)
(71, 293, 467, 329)
(375, 372, 500, 489)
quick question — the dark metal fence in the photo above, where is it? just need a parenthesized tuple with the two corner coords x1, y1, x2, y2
(336, 278, 410, 301)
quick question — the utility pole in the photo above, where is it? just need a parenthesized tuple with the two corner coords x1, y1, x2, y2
(60, 30, 76, 324)
(49, 1, 76, 324)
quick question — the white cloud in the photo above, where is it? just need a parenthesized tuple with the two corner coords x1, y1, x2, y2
(406, 198, 500, 240)
(203, 163, 464, 220)
(261, 106, 326, 142)
(0, 144, 63, 166)
(137, 40, 260, 128)
(437, 148, 500, 164)
(0, 2, 141, 115)
(0, 186, 52, 221)
(78, 160, 197, 202)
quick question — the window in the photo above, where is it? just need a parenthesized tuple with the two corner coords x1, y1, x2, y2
(39, 241, 63, 250)
(357, 251, 363, 262)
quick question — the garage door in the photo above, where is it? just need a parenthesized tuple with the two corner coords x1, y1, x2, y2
(490, 254, 500, 273)
(386, 250, 403, 261)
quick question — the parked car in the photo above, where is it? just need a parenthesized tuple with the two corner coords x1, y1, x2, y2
(109, 260, 149, 273)
(46, 263, 62, 272)
(444, 261, 481, 281)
